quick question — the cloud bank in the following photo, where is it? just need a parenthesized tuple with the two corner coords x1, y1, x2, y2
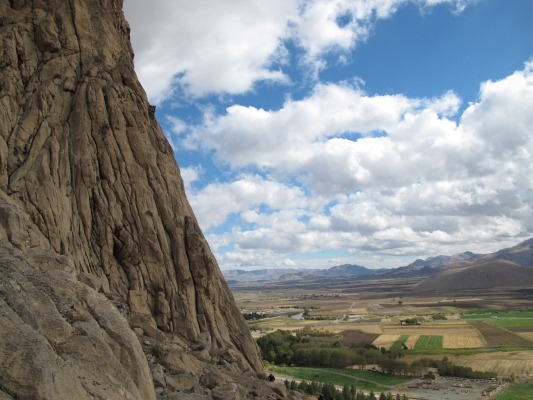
(125, 0, 475, 101)
(179, 61, 533, 268)
(124, 0, 533, 269)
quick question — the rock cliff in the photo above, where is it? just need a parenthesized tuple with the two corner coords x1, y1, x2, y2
(0, 1, 297, 398)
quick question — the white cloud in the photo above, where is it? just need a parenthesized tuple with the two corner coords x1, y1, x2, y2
(123, 0, 531, 270)
(185, 83, 469, 195)
(185, 61, 533, 268)
(186, 83, 416, 173)
(180, 166, 203, 195)
(124, 0, 473, 101)
(124, 0, 297, 101)
(188, 174, 310, 230)
(421, 0, 478, 14)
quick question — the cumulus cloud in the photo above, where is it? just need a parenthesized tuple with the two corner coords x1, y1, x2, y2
(124, 0, 472, 101)
(187, 174, 310, 230)
(124, 0, 297, 101)
(185, 83, 467, 195)
(123, 0, 531, 270)
(185, 61, 533, 269)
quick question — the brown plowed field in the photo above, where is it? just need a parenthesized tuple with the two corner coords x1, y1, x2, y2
(508, 326, 533, 332)
(338, 329, 380, 346)
(469, 321, 533, 346)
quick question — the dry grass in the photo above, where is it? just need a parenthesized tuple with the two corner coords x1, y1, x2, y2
(348, 307, 368, 314)
(442, 335, 483, 349)
(372, 334, 401, 350)
(404, 335, 419, 349)
(353, 324, 383, 334)
(517, 332, 533, 341)
(382, 321, 477, 336)
(448, 351, 533, 378)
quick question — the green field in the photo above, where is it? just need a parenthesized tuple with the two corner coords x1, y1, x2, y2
(268, 366, 410, 393)
(390, 335, 409, 352)
(462, 311, 533, 320)
(414, 335, 443, 350)
(490, 319, 533, 329)
(495, 384, 533, 400)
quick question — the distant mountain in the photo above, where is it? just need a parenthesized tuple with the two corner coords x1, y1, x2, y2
(476, 237, 533, 267)
(416, 260, 533, 292)
(323, 264, 375, 276)
(407, 251, 478, 269)
(223, 237, 533, 286)
(413, 238, 533, 292)
(372, 264, 443, 279)
(222, 268, 309, 283)
(276, 264, 378, 282)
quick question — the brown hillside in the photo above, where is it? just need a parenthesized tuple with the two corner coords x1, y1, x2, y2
(415, 260, 533, 292)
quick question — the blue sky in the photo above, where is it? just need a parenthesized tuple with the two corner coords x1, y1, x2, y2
(124, 0, 533, 270)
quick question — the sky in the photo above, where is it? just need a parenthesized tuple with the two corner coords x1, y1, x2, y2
(123, 0, 533, 270)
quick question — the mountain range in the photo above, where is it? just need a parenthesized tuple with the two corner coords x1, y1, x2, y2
(223, 237, 533, 290)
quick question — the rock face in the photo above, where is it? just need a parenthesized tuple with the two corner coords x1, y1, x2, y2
(0, 1, 291, 398)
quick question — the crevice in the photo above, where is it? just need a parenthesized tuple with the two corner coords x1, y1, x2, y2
(67, 0, 83, 74)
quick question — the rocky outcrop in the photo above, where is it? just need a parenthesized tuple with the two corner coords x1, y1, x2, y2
(0, 238, 155, 400)
(0, 0, 298, 398)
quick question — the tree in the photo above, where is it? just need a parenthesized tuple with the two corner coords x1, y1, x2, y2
(354, 354, 366, 370)
(350, 385, 357, 400)
(321, 382, 337, 399)
(432, 313, 447, 320)
(342, 385, 350, 400)
(297, 380, 309, 392)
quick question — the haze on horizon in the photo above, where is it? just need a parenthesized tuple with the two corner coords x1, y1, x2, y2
(124, 0, 533, 271)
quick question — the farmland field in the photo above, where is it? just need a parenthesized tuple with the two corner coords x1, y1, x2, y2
(381, 321, 478, 336)
(517, 332, 533, 341)
(495, 384, 533, 399)
(462, 311, 533, 320)
(268, 365, 410, 392)
(403, 335, 419, 349)
(349, 324, 383, 334)
(231, 275, 533, 381)
(414, 335, 443, 349)
(338, 329, 380, 346)
(469, 321, 533, 346)
(390, 335, 409, 352)
(490, 319, 533, 329)
(382, 321, 482, 349)
(372, 334, 400, 350)
(442, 335, 483, 348)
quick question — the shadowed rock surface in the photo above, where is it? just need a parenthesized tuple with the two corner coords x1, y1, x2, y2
(0, 1, 298, 398)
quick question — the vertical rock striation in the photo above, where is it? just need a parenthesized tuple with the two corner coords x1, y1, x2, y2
(0, 1, 277, 398)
